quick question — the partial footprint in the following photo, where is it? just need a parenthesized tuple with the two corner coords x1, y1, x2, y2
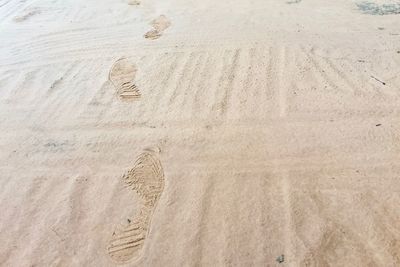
(286, 0, 302, 4)
(13, 9, 41, 22)
(108, 149, 165, 263)
(128, 0, 140, 5)
(109, 58, 141, 100)
(144, 15, 171, 40)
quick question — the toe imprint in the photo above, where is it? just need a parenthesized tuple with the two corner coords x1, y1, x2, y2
(144, 15, 171, 40)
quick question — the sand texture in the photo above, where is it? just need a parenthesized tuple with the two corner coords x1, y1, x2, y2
(1, 0, 400, 266)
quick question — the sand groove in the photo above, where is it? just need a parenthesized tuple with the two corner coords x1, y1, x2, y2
(300, 47, 341, 93)
(108, 149, 164, 263)
(108, 58, 141, 100)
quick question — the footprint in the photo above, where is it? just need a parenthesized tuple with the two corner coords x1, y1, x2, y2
(144, 29, 162, 40)
(128, 0, 140, 5)
(108, 58, 141, 100)
(13, 9, 41, 22)
(286, 0, 301, 4)
(144, 15, 171, 40)
(108, 148, 165, 263)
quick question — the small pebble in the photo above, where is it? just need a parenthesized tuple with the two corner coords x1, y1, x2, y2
(276, 254, 285, 263)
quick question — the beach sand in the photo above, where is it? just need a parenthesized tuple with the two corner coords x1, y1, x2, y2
(0, 0, 400, 265)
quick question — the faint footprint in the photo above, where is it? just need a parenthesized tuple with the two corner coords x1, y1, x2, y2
(109, 58, 141, 100)
(128, 0, 140, 5)
(144, 15, 171, 40)
(13, 9, 41, 22)
(108, 148, 165, 263)
(286, 0, 302, 4)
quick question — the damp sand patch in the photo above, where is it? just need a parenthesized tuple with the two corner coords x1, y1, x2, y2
(356, 1, 400, 15)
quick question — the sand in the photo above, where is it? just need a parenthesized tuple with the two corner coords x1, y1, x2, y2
(1, 0, 400, 266)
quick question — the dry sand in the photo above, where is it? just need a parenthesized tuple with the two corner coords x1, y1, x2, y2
(1, 0, 400, 266)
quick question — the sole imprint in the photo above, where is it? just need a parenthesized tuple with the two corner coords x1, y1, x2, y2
(108, 149, 165, 263)
(144, 15, 171, 40)
(109, 58, 141, 100)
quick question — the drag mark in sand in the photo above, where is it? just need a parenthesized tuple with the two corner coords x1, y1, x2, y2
(281, 170, 294, 265)
(215, 49, 241, 117)
(144, 15, 171, 40)
(108, 148, 165, 263)
(109, 58, 141, 100)
(300, 47, 348, 93)
(277, 47, 287, 117)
